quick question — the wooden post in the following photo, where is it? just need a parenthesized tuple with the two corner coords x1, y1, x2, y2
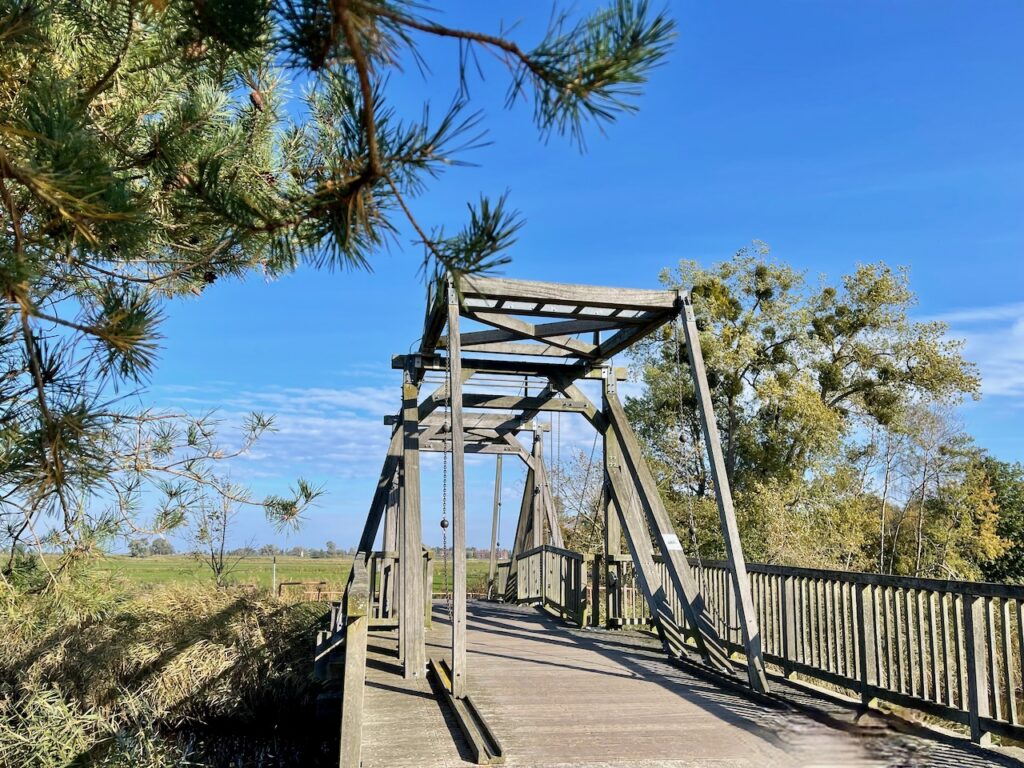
(532, 435, 545, 548)
(424, 552, 434, 629)
(603, 413, 622, 629)
(487, 455, 503, 598)
(400, 369, 425, 679)
(511, 448, 537, 558)
(339, 560, 370, 768)
(383, 480, 398, 617)
(782, 574, 797, 679)
(604, 377, 730, 670)
(581, 554, 592, 626)
(964, 593, 992, 744)
(591, 554, 602, 627)
(679, 298, 769, 693)
(856, 582, 878, 705)
(447, 276, 468, 698)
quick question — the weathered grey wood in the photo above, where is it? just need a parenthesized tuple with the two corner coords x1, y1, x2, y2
(963, 593, 992, 744)
(603, 423, 622, 630)
(1001, 598, 1016, 724)
(510, 452, 536, 559)
(460, 274, 680, 311)
(453, 311, 597, 357)
(856, 583, 878, 705)
(680, 300, 769, 693)
(532, 443, 564, 549)
(460, 341, 585, 358)
(986, 598, 1001, 721)
(461, 391, 592, 413)
(530, 436, 545, 549)
(357, 430, 402, 554)
(487, 455, 503, 598)
(401, 374, 426, 679)
(782, 575, 797, 677)
(394, 352, 617, 379)
(604, 379, 731, 672)
(448, 277, 469, 699)
(340, 559, 370, 768)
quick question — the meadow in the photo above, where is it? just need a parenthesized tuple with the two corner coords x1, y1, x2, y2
(94, 554, 494, 596)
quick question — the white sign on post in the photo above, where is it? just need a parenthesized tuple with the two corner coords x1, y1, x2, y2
(662, 533, 684, 552)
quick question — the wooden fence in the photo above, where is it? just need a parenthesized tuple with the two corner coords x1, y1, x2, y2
(597, 557, 1024, 744)
(514, 545, 589, 626)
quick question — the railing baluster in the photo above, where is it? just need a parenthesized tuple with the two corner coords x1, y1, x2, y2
(965, 593, 992, 744)
(940, 592, 953, 708)
(987, 597, 1002, 722)
(928, 591, 939, 704)
(1002, 597, 1017, 725)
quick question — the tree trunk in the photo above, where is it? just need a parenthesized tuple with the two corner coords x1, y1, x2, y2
(913, 460, 929, 577)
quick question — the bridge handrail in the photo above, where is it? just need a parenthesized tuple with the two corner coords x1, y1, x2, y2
(692, 558, 1024, 601)
(513, 545, 588, 626)
(339, 553, 371, 767)
(606, 556, 1024, 745)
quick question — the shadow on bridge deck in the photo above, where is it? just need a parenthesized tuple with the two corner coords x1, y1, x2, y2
(359, 601, 1022, 768)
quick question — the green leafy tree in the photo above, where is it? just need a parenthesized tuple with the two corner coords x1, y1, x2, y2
(0, 0, 672, 579)
(627, 246, 980, 569)
(127, 538, 149, 558)
(149, 537, 175, 556)
(979, 458, 1024, 583)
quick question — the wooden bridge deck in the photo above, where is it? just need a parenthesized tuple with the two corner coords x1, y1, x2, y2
(358, 601, 1021, 768)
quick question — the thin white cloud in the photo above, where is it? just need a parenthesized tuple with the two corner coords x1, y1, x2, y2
(920, 302, 1024, 398)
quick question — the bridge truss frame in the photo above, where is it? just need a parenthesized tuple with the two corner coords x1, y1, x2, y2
(354, 273, 770, 701)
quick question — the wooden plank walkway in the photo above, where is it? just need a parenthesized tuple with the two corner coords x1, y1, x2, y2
(360, 601, 1022, 768)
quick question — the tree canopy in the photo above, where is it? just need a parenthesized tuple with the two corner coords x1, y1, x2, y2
(0, 0, 674, 580)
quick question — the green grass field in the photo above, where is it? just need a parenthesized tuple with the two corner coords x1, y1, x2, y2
(93, 555, 493, 595)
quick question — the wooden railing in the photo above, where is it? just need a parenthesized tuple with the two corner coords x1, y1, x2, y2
(600, 557, 1024, 744)
(513, 546, 590, 626)
(336, 555, 370, 767)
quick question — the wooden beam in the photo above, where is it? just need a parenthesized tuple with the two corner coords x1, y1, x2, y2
(603, 433, 685, 658)
(463, 311, 597, 357)
(531, 435, 544, 549)
(356, 429, 402, 554)
(400, 373, 426, 679)
(460, 341, 585, 358)
(393, 353, 628, 381)
(460, 275, 679, 311)
(604, 376, 732, 672)
(447, 277, 469, 698)
(462, 392, 591, 413)
(604, 415, 622, 630)
(511, 455, 537, 559)
(680, 298, 769, 693)
(417, 367, 477, 421)
(487, 455, 503, 598)
(533, 443, 565, 548)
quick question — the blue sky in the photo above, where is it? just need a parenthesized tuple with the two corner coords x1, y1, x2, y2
(141, 1, 1024, 551)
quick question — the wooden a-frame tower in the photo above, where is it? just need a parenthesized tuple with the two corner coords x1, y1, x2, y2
(355, 274, 770, 700)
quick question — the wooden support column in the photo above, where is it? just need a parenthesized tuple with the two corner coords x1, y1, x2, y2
(964, 593, 992, 744)
(487, 455, 503, 597)
(356, 429, 402, 554)
(531, 435, 545, 548)
(534, 443, 564, 547)
(447, 276, 468, 698)
(511, 456, 536, 558)
(382, 476, 398, 617)
(679, 297, 769, 693)
(400, 368, 426, 679)
(603, 407, 622, 629)
(604, 376, 731, 671)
